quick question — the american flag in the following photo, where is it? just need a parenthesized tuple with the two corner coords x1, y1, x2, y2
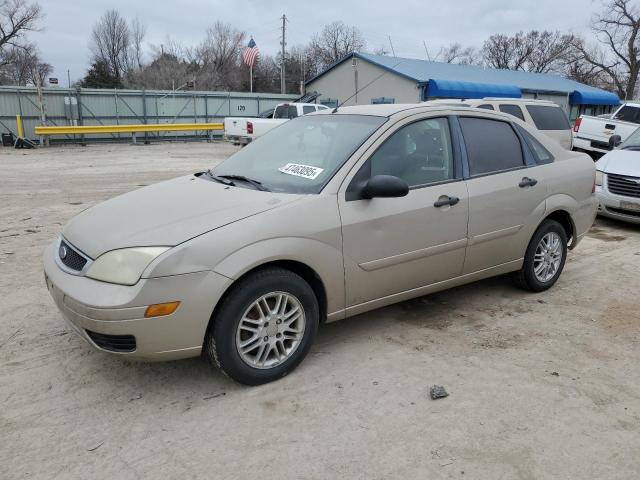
(242, 38, 259, 67)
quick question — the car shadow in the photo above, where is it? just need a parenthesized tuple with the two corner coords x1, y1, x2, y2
(80, 275, 528, 398)
(594, 216, 640, 233)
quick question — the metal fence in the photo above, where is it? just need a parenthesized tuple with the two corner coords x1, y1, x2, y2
(0, 86, 296, 144)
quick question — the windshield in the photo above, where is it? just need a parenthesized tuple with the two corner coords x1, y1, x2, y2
(212, 114, 386, 194)
(620, 127, 640, 150)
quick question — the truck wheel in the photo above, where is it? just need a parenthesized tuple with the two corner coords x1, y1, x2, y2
(514, 219, 567, 292)
(204, 268, 319, 385)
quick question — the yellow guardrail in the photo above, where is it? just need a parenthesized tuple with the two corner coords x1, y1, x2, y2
(34, 122, 224, 136)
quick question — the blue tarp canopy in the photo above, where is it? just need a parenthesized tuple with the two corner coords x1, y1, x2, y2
(425, 79, 522, 100)
(570, 89, 619, 106)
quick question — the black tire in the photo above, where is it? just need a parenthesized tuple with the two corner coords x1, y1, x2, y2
(513, 219, 568, 292)
(204, 267, 319, 386)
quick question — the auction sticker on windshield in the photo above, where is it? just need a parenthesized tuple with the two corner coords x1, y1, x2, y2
(278, 163, 324, 180)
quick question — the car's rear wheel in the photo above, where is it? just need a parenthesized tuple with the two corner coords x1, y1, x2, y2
(204, 268, 319, 385)
(514, 219, 567, 292)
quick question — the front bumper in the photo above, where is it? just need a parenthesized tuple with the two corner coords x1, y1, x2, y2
(43, 242, 232, 360)
(595, 186, 640, 224)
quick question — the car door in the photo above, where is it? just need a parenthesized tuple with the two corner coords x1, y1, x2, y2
(459, 115, 549, 274)
(338, 116, 469, 308)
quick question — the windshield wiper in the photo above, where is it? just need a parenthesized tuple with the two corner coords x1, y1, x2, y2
(620, 145, 640, 150)
(217, 174, 270, 191)
(205, 169, 235, 186)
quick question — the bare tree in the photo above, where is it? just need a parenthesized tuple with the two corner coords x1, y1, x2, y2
(436, 43, 477, 65)
(310, 21, 366, 67)
(372, 45, 390, 56)
(0, 42, 50, 85)
(90, 9, 131, 82)
(0, 0, 47, 85)
(563, 46, 613, 90)
(570, 0, 640, 99)
(193, 21, 245, 90)
(523, 31, 576, 73)
(250, 53, 280, 93)
(482, 30, 576, 74)
(482, 33, 531, 70)
(130, 17, 146, 70)
(0, 0, 42, 50)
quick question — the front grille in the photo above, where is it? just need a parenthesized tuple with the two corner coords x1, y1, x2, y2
(59, 240, 87, 271)
(606, 206, 640, 218)
(86, 330, 136, 352)
(607, 173, 640, 198)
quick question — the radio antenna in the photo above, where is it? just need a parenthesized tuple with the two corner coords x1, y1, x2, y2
(332, 58, 404, 113)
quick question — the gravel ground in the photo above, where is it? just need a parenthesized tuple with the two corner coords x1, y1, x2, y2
(1, 142, 639, 479)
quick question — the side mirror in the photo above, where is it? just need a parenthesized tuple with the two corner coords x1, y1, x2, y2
(362, 175, 409, 199)
(609, 134, 622, 149)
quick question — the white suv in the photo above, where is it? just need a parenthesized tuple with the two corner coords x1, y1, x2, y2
(426, 98, 572, 150)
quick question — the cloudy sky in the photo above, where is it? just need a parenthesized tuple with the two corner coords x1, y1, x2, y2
(31, 0, 602, 85)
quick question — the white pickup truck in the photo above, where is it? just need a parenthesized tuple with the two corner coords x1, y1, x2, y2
(573, 102, 640, 156)
(224, 102, 330, 145)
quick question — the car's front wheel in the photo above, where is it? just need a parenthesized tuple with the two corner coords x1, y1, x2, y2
(514, 219, 568, 292)
(204, 268, 319, 385)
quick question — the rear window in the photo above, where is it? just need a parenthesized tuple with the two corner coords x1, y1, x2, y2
(613, 105, 640, 124)
(499, 104, 525, 121)
(526, 105, 570, 130)
(274, 105, 298, 119)
(459, 117, 525, 176)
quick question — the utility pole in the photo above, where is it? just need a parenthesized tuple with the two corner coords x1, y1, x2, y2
(67, 69, 71, 88)
(388, 35, 396, 57)
(299, 51, 305, 96)
(280, 14, 287, 94)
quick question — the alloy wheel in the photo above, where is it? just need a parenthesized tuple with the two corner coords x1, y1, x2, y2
(533, 232, 563, 283)
(235, 292, 306, 369)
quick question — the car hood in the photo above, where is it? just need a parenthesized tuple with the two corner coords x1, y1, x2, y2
(62, 174, 302, 259)
(596, 149, 640, 176)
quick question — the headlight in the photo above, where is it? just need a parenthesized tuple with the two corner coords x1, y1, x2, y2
(86, 247, 169, 285)
(595, 170, 604, 186)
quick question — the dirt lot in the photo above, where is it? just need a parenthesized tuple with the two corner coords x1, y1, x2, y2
(1, 142, 639, 479)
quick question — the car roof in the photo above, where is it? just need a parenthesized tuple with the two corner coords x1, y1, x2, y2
(277, 102, 323, 107)
(321, 103, 436, 117)
(424, 98, 559, 106)
(318, 103, 521, 120)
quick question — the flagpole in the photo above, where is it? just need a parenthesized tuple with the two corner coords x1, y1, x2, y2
(250, 64, 253, 93)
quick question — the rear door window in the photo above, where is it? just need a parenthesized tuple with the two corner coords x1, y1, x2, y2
(525, 105, 570, 130)
(459, 117, 525, 176)
(613, 105, 640, 124)
(499, 104, 525, 121)
(477, 104, 494, 110)
(303, 106, 315, 115)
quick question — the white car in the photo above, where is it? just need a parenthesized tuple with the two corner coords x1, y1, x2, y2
(574, 102, 640, 157)
(224, 103, 330, 145)
(595, 128, 640, 223)
(425, 98, 572, 150)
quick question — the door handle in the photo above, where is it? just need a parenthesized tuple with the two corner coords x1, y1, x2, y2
(519, 177, 538, 188)
(434, 196, 460, 207)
